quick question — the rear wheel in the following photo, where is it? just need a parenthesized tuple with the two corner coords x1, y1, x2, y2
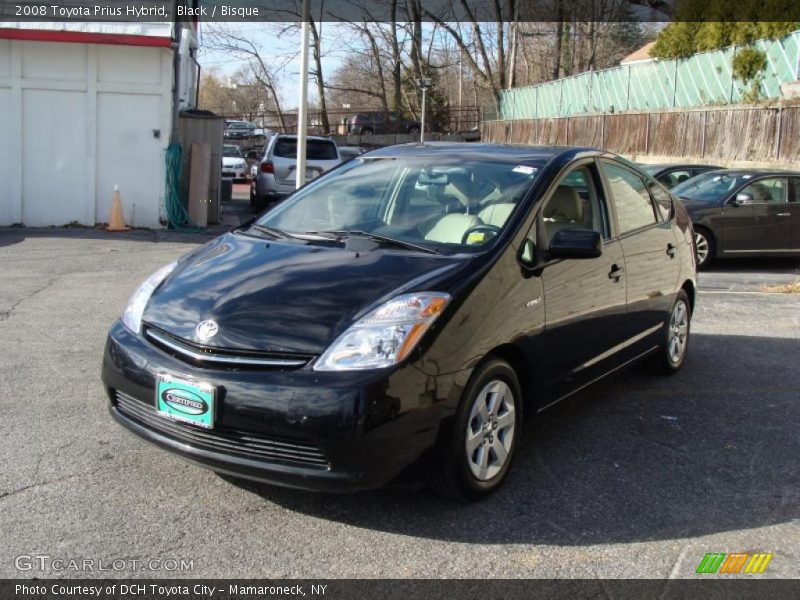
(694, 227, 714, 270)
(648, 290, 691, 375)
(429, 358, 522, 501)
(408, 126, 420, 135)
(362, 127, 374, 136)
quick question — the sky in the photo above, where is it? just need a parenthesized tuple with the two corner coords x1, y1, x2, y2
(198, 22, 346, 110)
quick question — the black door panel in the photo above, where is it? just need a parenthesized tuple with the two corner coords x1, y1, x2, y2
(541, 240, 628, 398)
(721, 177, 792, 253)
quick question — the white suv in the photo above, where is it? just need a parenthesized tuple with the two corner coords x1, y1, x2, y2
(251, 134, 341, 211)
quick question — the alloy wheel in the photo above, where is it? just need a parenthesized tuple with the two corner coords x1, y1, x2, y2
(668, 299, 689, 365)
(465, 379, 516, 481)
(694, 232, 710, 267)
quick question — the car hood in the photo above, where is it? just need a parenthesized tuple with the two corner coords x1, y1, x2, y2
(222, 157, 245, 166)
(143, 232, 467, 355)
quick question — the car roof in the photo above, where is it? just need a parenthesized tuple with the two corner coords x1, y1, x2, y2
(365, 142, 591, 163)
(275, 134, 335, 142)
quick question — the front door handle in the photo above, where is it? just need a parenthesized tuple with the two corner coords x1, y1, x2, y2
(776, 212, 790, 217)
(608, 264, 625, 281)
(666, 243, 677, 258)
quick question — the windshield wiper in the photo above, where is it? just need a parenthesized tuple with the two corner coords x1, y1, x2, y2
(312, 230, 441, 255)
(246, 224, 297, 240)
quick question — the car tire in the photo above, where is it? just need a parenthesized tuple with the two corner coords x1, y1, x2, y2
(362, 128, 374, 136)
(429, 358, 523, 502)
(694, 227, 715, 270)
(408, 126, 420, 135)
(648, 290, 691, 376)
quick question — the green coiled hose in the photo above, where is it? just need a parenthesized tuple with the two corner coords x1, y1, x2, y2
(164, 143, 201, 231)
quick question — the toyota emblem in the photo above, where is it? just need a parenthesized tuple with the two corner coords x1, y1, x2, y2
(195, 320, 219, 341)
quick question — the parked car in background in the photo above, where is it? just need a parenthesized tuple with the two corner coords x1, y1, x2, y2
(251, 134, 340, 211)
(640, 164, 722, 189)
(221, 144, 249, 182)
(347, 111, 421, 135)
(336, 146, 367, 162)
(103, 144, 696, 501)
(672, 169, 800, 269)
(224, 120, 256, 140)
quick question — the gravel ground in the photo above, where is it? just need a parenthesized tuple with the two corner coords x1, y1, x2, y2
(1, 220, 798, 579)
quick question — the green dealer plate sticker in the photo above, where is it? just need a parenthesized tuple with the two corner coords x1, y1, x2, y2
(156, 376, 215, 429)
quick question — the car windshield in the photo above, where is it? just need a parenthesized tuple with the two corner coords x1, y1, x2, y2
(274, 138, 338, 160)
(672, 172, 753, 202)
(256, 156, 541, 254)
(223, 146, 242, 158)
(227, 122, 250, 129)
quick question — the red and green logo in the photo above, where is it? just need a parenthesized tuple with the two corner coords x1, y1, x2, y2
(696, 552, 773, 574)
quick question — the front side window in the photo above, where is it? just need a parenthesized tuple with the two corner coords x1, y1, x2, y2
(738, 178, 788, 204)
(540, 165, 607, 245)
(257, 157, 542, 254)
(601, 162, 657, 234)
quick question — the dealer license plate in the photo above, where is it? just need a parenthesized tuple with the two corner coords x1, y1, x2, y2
(156, 376, 215, 429)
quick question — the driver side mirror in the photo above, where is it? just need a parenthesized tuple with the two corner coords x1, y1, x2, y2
(548, 228, 602, 259)
(732, 192, 754, 206)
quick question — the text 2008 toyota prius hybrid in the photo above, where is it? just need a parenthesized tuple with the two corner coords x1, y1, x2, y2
(103, 143, 696, 501)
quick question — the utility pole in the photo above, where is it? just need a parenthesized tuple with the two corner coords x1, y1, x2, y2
(418, 78, 431, 143)
(295, 0, 310, 190)
(458, 51, 463, 131)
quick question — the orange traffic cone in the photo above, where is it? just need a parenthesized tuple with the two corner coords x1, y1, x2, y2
(106, 185, 130, 231)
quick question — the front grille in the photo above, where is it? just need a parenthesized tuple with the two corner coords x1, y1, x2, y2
(144, 326, 312, 370)
(114, 390, 330, 469)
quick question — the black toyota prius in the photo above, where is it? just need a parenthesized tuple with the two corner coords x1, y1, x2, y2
(102, 143, 697, 501)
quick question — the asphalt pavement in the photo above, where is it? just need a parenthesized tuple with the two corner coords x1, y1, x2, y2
(0, 210, 798, 579)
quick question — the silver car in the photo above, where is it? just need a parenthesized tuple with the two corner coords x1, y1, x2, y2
(221, 144, 248, 181)
(251, 134, 340, 211)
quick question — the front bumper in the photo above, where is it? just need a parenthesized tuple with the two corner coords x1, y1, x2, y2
(102, 321, 452, 492)
(222, 167, 248, 180)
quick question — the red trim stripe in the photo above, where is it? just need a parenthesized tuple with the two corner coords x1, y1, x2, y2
(0, 28, 172, 48)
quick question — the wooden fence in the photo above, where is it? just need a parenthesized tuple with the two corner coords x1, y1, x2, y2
(481, 105, 800, 164)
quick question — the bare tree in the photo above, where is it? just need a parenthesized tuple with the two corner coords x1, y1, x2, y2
(204, 24, 290, 130)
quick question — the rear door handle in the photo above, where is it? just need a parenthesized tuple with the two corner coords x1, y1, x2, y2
(776, 212, 790, 217)
(666, 243, 677, 258)
(608, 264, 624, 281)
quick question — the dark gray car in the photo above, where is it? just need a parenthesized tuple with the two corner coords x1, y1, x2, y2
(672, 169, 800, 269)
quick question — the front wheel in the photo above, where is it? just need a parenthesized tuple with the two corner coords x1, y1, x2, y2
(429, 359, 522, 501)
(648, 290, 691, 375)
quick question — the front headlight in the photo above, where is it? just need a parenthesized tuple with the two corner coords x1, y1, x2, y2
(121, 261, 177, 334)
(314, 292, 450, 371)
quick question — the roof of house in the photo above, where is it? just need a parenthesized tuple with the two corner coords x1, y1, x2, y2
(621, 41, 657, 65)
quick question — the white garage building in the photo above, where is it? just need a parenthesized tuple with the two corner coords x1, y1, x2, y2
(0, 21, 199, 227)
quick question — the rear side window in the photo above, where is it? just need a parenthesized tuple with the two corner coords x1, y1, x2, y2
(273, 139, 338, 160)
(601, 162, 658, 234)
(659, 170, 693, 188)
(648, 183, 673, 220)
